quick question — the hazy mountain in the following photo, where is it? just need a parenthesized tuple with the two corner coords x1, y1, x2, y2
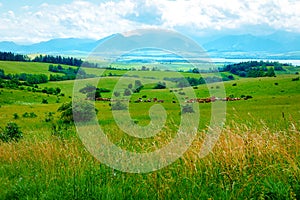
(202, 34, 282, 52)
(0, 41, 24, 52)
(0, 34, 116, 55)
(0, 31, 299, 59)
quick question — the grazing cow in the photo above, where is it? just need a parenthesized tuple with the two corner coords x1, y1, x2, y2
(205, 98, 211, 103)
(197, 99, 205, 103)
(134, 98, 143, 103)
(211, 96, 216, 102)
(172, 100, 176, 103)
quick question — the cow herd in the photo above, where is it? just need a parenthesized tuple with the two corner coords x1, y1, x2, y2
(89, 96, 250, 103)
(184, 96, 246, 103)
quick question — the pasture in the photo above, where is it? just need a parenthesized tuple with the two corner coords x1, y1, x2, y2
(0, 61, 299, 199)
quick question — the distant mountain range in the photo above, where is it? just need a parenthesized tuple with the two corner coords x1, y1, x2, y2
(0, 31, 299, 59)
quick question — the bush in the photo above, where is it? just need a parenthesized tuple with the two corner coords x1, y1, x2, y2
(181, 104, 194, 114)
(154, 81, 166, 89)
(244, 95, 253, 100)
(0, 122, 23, 142)
(228, 75, 234, 80)
(42, 98, 48, 104)
(13, 113, 19, 119)
(113, 91, 120, 97)
(124, 88, 131, 96)
(111, 101, 127, 110)
(22, 112, 37, 118)
(45, 112, 54, 122)
(58, 101, 98, 123)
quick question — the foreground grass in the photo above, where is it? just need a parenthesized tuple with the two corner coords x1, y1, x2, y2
(0, 62, 299, 199)
(0, 120, 299, 200)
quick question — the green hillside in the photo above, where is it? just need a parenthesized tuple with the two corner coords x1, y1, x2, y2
(0, 61, 76, 75)
(0, 60, 299, 199)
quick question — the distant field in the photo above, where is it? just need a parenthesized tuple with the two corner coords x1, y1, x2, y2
(0, 61, 76, 75)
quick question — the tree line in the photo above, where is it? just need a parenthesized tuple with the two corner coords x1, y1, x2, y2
(219, 61, 289, 77)
(163, 75, 232, 88)
(0, 51, 83, 67)
(0, 68, 48, 84)
(48, 65, 96, 81)
(0, 52, 29, 62)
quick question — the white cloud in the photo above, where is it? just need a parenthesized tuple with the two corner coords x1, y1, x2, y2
(21, 5, 31, 10)
(0, 0, 300, 43)
(0, 3, 2, 7)
(149, 0, 300, 33)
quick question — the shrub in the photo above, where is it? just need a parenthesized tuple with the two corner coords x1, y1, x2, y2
(50, 120, 71, 137)
(124, 88, 131, 96)
(42, 98, 48, 104)
(133, 80, 144, 93)
(154, 81, 166, 89)
(13, 113, 19, 119)
(113, 91, 120, 97)
(245, 95, 253, 100)
(58, 101, 98, 123)
(0, 122, 23, 142)
(97, 88, 110, 93)
(22, 112, 37, 118)
(45, 112, 54, 122)
(228, 75, 234, 80)
(181, 104, 194, 114)
(111, 101, 127, 110)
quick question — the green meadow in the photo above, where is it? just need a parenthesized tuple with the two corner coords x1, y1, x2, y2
(0, 61, 299, 199)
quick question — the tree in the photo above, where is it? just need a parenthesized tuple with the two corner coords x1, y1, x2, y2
(86, 89, 101, 99)
(114, 91, 120, 97)
(133, 80, 143, 93)
(135, 80, 143, 88)
(266, 67, 275, 77)
(154, 81, 166, 89)
(42, 98, 48, 104)
(124, 88, 131, 96)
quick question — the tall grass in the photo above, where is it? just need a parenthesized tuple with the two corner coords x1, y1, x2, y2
(0, 118, 299, 199)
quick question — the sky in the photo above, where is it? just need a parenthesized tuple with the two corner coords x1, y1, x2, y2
(0, 0, 300, 44)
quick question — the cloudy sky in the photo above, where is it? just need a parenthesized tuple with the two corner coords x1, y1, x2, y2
(0, 0, 299, 44)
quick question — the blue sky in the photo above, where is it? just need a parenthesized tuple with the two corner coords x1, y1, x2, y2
(0, 0, 299, 43)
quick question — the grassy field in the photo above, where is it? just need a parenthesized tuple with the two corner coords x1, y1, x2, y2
(0, 61, 299, 199)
